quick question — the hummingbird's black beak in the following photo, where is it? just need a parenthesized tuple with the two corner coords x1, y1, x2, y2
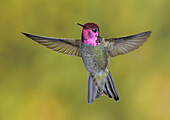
(77, 23, 87, 29)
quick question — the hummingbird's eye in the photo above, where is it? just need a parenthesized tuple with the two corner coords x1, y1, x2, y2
(92, 28, 98, 33)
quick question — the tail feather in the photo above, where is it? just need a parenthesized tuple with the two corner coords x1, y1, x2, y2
(88, 71, 119, 103)
(95, 91, 102, 99)
(104, 80, 113, 98)
(88, 75, 96, 103)
(104, 71, 120, 101)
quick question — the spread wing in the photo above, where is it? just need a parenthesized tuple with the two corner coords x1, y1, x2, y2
(22, 33, 82, 57)
(105, 31, 151, 57)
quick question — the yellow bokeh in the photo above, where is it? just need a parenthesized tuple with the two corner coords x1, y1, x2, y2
(0, 0, 170, 120)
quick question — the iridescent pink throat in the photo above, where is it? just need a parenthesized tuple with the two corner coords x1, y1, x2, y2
(82, 29, 100, 46)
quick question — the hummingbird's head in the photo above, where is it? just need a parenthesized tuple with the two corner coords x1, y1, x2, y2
(77, 23, 100, 46)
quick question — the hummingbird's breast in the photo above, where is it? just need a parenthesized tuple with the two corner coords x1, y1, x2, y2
(80, 42, 109, 74)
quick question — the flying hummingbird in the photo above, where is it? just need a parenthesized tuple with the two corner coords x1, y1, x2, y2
(22, 23, 151, 103)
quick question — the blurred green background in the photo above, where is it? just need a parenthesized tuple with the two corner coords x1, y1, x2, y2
(0, 0, 170, 120)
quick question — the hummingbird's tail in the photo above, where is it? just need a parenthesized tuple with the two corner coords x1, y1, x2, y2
(88, 72, 119, 103)
(103, 71, 120, 101)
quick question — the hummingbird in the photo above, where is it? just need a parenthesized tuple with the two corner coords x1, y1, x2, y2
(22, 23, 151, 103)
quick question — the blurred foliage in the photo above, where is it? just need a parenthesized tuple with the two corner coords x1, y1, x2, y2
(0, 0, 170, 120)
